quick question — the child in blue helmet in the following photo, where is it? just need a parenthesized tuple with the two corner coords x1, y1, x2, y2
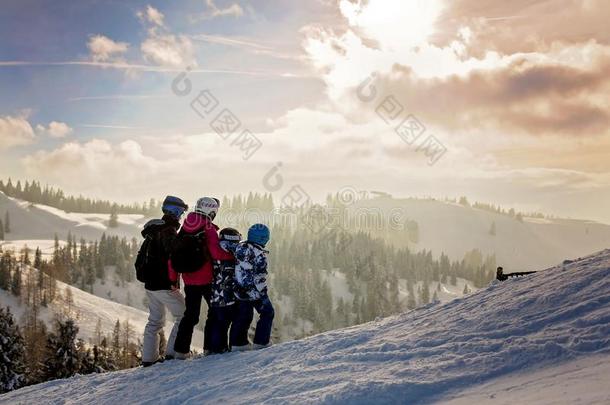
(230, 224, 274, 350)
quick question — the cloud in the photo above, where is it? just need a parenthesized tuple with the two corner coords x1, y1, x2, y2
(87, 35, 129, 62)
(138, 5, 198, 68)
(432, 0, 610, 56)
(137, 5, 165, 27)
(141, 34, 197, 67)
(204, 0, 244, 18)
(18, 105, 610, 222)
(22, 139, 159, 194)
(302, 0, 610, 137)
(0, 114, 36, 149)
(364, 53, 610, 136)
(36, 121, 73, 138)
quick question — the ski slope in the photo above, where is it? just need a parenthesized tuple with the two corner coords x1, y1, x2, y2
(3, 249, 609, 404)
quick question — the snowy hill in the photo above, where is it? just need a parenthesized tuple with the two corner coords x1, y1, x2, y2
(350, 197, 610, 270)
(3, 249, 608, 404)
(0, 191, 144, 241)
(4, 191, 610, 274)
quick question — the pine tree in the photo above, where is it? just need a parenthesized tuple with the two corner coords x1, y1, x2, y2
(0, 218, 4, 240)
(0, 307, 26, 393)
(420, 281, 430, 305)
(11, 266, 21, 296)
(4, 211, 10, 233)
(93, 318, 103, 346)
(489, 221, 496, 236)
(111, 320, 121, 360)
(42, 319, 80, 381)
(97, 337, 117, 372)
(21, 246, 31, 266)
(34, 247, 42, 269)
(108, 205, 119, 228)
(0, 252, 11, 291)
(21, 301, 48, 385)
(77, 339, 96, 375)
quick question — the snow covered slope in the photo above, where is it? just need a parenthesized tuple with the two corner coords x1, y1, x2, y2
(0, 266, 203, 350)
(350, 197, 610, 270)
(3, 249, 608, 404)
(0, 191, 144, 241)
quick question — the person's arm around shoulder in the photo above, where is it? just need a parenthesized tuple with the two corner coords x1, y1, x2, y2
(204, 223, 234, 261)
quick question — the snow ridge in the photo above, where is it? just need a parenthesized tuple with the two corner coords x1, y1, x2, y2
(2, 250, 609, 404)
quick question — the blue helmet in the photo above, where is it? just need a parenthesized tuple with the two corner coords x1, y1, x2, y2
(162, 196, 188, 219)
(248, 223, 270, 247)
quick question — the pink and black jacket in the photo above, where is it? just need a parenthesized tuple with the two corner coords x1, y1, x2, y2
(168, 212, 233, 286)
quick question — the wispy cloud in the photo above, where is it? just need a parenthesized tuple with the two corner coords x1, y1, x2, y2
(190, 34, 304, 61)
(78, 124, 155, 130)
(67, 94, 169, 102)
(0, 60, 299, 77)
(191, 34, 273, 51)
(204, 0, 244, 19)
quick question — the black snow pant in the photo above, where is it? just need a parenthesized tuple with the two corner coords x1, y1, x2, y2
(230, 296, 275, 347)
(208, 305, 236, 354)
(174, 284, 213, 354)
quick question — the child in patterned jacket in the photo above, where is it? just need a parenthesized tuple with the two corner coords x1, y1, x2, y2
(207, 227, 241, 354)
(230, 223, 274, 351)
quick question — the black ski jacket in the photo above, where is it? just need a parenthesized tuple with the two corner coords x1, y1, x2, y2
(141, 214, 180, 291)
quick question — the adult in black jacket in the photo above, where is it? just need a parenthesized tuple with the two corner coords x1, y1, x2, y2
(141, 196, 188, 366)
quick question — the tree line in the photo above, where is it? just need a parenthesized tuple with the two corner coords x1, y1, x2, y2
(0, 179, 158, 215)
(0, 178, 276, 215)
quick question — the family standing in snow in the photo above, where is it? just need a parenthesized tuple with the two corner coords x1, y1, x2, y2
(136, 196, 273, 366)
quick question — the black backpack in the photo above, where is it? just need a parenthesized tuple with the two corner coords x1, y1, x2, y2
(135, 219, 166, 283)
(170, 229, 210, 273)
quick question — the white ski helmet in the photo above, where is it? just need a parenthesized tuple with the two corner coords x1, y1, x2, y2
(194, 197, 219, 220)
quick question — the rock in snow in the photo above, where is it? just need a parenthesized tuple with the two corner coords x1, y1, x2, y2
(2, 249, 609, 404)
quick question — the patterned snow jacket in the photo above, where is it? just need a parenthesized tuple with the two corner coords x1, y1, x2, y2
(210, 240, 238, 307)
(234, 241, 269, 301)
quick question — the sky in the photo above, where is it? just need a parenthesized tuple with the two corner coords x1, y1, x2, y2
(1, 0, 609, 223)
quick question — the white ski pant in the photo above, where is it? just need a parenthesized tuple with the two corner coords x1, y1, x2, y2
(142, 289, 186, 362)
